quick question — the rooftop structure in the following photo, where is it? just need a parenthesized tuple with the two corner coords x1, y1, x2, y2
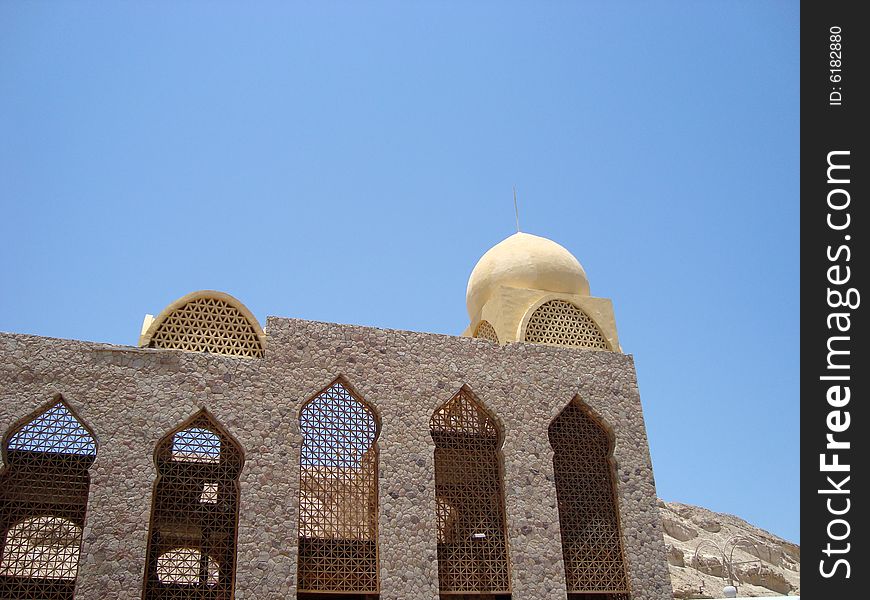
(0, 232, 672, 600)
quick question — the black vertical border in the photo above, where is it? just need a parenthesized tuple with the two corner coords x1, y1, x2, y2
(802, 1, 867, 596)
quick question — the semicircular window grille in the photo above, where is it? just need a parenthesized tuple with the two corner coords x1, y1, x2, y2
(430, 388, 510, 595)
(149, 296, 264, 358)
(473, 320, 499, 344)
(0, 400, 97, 599)
(142, 413, 243, 600)
(524, 300, 610, 350)
(297, 380, 380, 595)
(549, 399, 629, 598)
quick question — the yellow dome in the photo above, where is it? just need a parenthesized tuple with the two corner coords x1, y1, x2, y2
(466, 232, 590, 318)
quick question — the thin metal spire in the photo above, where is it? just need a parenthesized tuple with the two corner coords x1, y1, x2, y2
(513, 185, 520, 232)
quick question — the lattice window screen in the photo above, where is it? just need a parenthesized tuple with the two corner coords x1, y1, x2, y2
(524, 300, 610, 350)
(0, 517, 82, 580)
(430, 388, 511, 596)
(149, 296, 264, 358)
(156, 549, 220, 585)
(0, 400, 96, 599)
(297, 380, 380, 595)
(549, 400, 629, 598)
(142, 413, 243, 600)
(473, 321, 499, 344)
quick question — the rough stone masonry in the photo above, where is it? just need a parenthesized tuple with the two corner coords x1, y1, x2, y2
(0, 316, 673, 599)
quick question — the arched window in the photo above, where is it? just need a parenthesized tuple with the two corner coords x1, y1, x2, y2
(140, 291, 266, 358)
(549, 399, 629, 599)
(297, 378, 380, 598)
(430, 387, 511, 598)
(0, 399, 97, 599)
(473, 321, 499, 344)
(524, 300, 610, 350)
(142, 411, 243, 600)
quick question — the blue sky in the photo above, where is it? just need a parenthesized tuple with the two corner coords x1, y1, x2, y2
(0, 1, 799, 542)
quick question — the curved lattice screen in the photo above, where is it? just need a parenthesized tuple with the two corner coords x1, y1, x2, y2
(524, 300, 610, 350)
(473, 321, 499, 344)
(143, 412, 243, 600)
(0, 400, 97, 599)
(549, 399, 629, 599)
(148, 295, 265, 358)
(297, 379, 380, 596)
(430, 388, 511, 597)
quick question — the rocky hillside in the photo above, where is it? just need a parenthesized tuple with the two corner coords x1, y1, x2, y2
(658, 499, 800, 598)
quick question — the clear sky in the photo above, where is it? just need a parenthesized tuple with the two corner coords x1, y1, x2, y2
(0, 1, 799, 543)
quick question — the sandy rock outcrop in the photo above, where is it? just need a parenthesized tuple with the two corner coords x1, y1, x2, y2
(658, 499, 799, 598)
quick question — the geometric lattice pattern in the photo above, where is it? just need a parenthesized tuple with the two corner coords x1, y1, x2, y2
(430, 388, 510, 596)
(0, 517, 82, 580)
(142, 412, 243, 600)
(172, 428, 221, 463)
(524, 300, 610, 350)
(149, 296, 265, 358)
(549, 399, 629, 597)
(473, 321, 499, 344)
(156, 549, 219, 585)
(7, 404, 97, 456)
(297, 379, 379, 595)
(0, 400, 97, 599)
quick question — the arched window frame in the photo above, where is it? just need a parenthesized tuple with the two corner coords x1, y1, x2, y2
(142, 410, 244, 600)
(519, 297, 612, 350)
(429, 385, 512, 597)
(296, 376, 381, 597)
(473, 320, 500, 344)
(548, 397, 630, 599)
(0, 396, 98, 599)
(139, 290, 266, 358)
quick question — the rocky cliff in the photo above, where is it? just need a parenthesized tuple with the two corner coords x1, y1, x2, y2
(658, 499, 800, 598)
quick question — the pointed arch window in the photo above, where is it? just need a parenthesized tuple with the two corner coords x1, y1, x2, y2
(142, 412, 243, 600)
(0, 399, 97, 599)
(430, 387, 511, 598)
(549, 399, 629, 599)
(297, 379, 380, 597)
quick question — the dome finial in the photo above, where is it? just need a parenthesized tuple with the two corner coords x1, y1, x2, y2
(513, 185, 520, 233)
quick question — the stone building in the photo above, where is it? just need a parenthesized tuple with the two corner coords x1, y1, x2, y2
(0, 232, 673, 600)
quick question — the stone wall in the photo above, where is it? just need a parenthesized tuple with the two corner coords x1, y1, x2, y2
(0, 317, 673, 600)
